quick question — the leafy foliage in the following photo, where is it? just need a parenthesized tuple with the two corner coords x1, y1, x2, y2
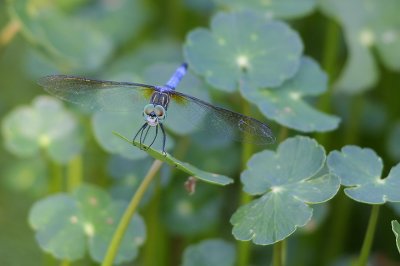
(231, 136, 340, 244)
(182, 239, 236, 266)
(319, 0, 400, 93)
(327, 146, 400, 204)
(2, 96, 84, 164)
(242, 56, 340, 132)
(1, 0, 400, 265)
(29, 184, 146, 263)
(184, 11, 303, 91)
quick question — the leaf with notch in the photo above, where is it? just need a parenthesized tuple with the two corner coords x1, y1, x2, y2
(231, 136, 340, 245)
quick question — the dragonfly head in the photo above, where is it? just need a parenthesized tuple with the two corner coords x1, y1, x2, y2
(143, 104, 166, 126)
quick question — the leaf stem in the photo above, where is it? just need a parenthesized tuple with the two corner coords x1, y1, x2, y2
(59, 260, 70, 266)
(49, 160, 63, 193)
(142, 178, 167, 266)
(272, 240, 285, 266)
(315, 18, 340, 147)
(355, 205, 380, 266)
(101, 159, 163, 266)
(66, 155, 82, 192)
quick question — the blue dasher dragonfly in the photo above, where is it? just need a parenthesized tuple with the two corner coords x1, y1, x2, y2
(38, 63, 275, 153)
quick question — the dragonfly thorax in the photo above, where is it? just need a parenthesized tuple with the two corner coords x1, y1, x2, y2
(143, 104, 166, 127)
(150, 91, 170, 109)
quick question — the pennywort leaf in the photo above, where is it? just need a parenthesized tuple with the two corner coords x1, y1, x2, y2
(182, 239, 235, 266)
(242, 56, 340, 132)
(231, 136, 340, 245)
(184, 11, 303, 91)
(327, 146, 400, 204)
(2, 96, 84, 164)
(29, 184, 146, 264)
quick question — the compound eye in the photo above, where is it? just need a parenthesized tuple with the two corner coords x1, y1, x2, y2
(143, 104, 154, 115)
(154, 105, 166, 119)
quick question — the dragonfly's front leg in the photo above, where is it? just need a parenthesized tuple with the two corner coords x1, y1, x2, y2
(147, 124, 158, 150)
(159, 123, 167, 156)
(133, 123, 147, 150)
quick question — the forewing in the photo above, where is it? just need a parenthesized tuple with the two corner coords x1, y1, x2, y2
(38, 75, 155, 112)
(168, 91, 275, 145)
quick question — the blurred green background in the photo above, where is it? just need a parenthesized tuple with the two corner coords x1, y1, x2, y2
(0, 0, 400, 265)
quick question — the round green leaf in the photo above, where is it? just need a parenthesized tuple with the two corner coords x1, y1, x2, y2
(2, 96, 84, 164)
(83, 0, 150, 45)
(392, 220, 400, 254)
(182, 239, 235, 266)
(231, 136, 339, 245)
(29, 184, 146, 264)
(241, 136, 325, 195)
(9, 0, 113, 72)
(242, 56, 340, 132)
(319, 0, 400, 93)
(184, 11, 303, 91)
(29, 194, 86, 260)
(327, 146, 400, 204)
(214, 0, 316, 19)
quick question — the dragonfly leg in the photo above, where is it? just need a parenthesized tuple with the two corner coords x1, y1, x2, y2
(139, 124, 149, 150)
(142, 125, 151, 150)
(160, 123, 167, 156)
(147, 124, 158, 149)
(133, 123, 147, 149)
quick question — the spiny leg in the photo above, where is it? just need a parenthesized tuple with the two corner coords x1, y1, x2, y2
(133, 123, 147, 148)
(139, 124, 149, 150)
(159, 123, 167, 155)
(147, 124, 158, 149)
(142, 125, 151, 150)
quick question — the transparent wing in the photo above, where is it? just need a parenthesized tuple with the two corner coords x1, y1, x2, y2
(168, 91, 275, 145)
(38, 75, 155, 112)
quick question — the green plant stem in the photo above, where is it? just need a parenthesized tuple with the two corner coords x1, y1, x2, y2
(102, 159, 163, 266)
(321, 95, 364, 264)
(315, 19, 340, 147)
(273, 240, 285, 266)
(60, 260, 70, 266)
(49, 160, 63, 193)
(142, 178, 167, 266)
(66, 155, 82, 192)
(277, 126, 288, 143)
(355, 205, 380, 266)
(237, 100, 253, 266)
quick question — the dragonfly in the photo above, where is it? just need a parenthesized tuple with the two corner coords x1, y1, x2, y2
(38, 63, 275, 154)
